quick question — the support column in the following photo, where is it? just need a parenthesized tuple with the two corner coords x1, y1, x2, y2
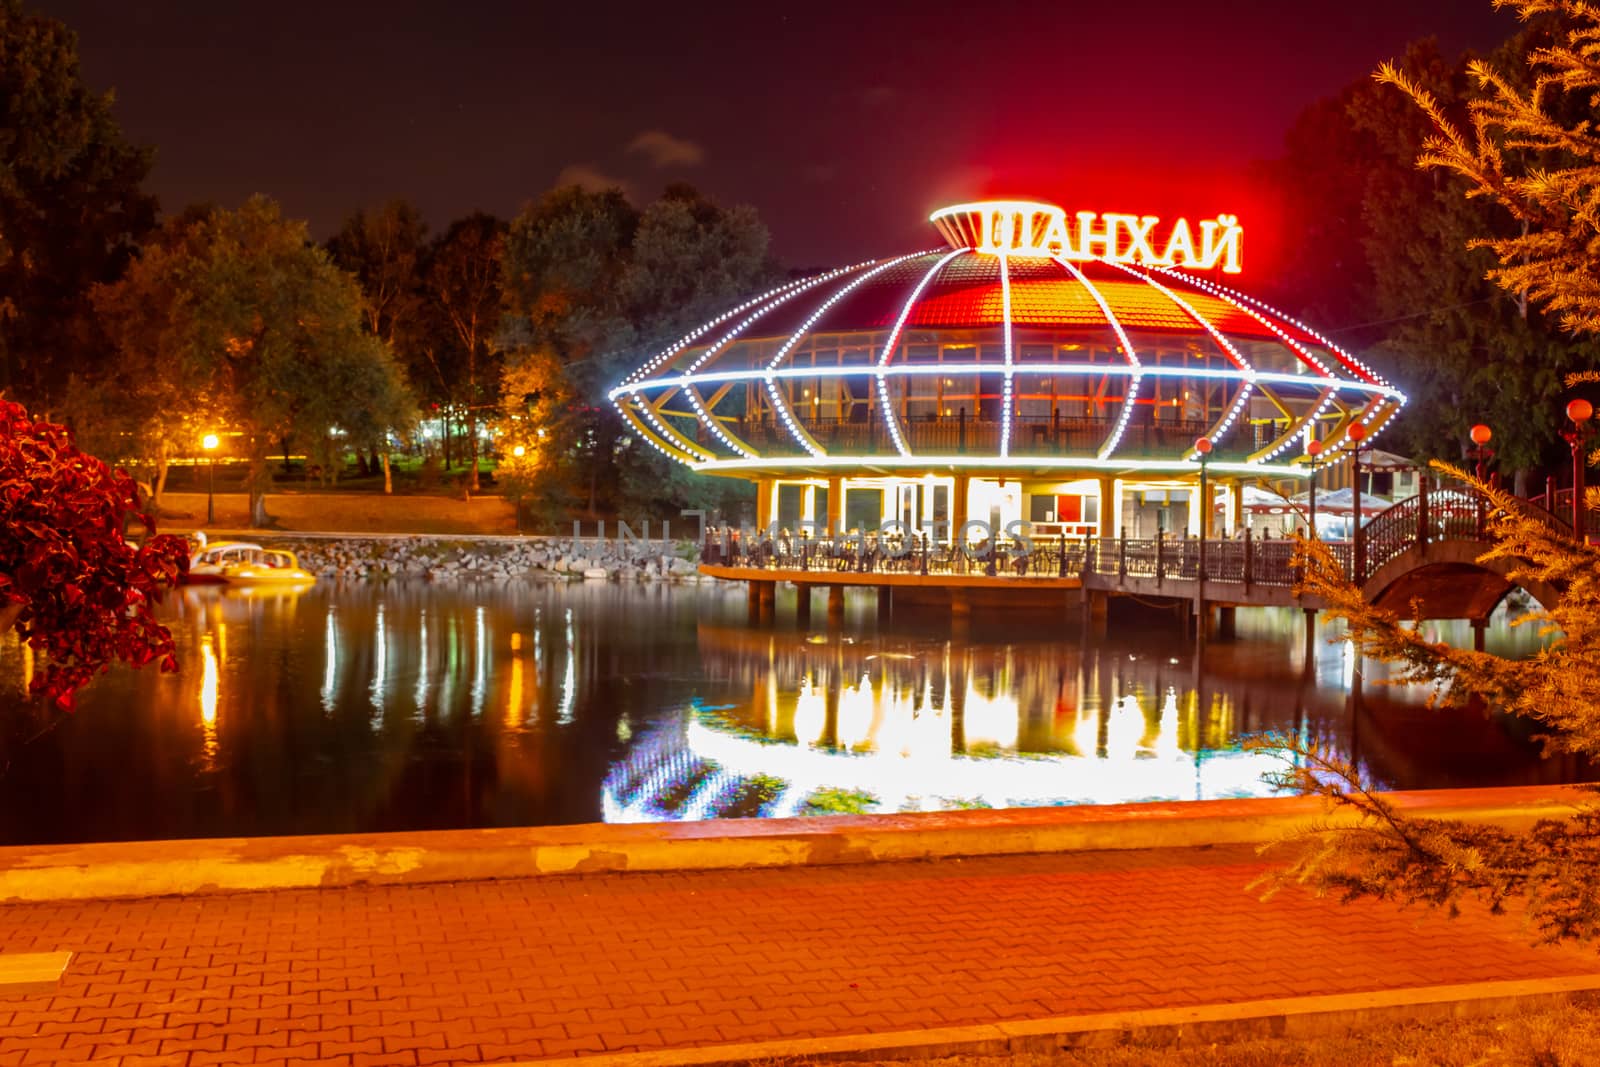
(795, 583, 812, 626)
(1472, 617, 1488, 653)
(1229, 479, 1245, 536)
(1303, 607, 1317, 665)
(827, 585, 845, 626)
(952, 474, 970, 541)
(877, 585, 892, 624)
(756, 478, 774, 532)
(756, 579, 775, 623)
(1082, 589, 1108, 639)
(802, 484, 817, 526)
(826, 476, 843, 536)
(1097, 476, 1117, 539)
(1217, 604, 1236, 640)
(950, 588, 971, 631)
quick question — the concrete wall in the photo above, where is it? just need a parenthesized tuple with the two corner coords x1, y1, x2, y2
(155, 491, 516, 536)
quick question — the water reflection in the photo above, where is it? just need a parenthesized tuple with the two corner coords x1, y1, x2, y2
(601, 625, 1297, 820)
(0, 582, 1589, 845)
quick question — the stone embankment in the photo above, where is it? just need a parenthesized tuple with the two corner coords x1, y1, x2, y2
(250, 535, 704, 583)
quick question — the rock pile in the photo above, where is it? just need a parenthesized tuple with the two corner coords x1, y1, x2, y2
(257, 536, 703, 583)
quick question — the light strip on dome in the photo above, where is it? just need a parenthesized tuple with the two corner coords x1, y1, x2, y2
(1144, 260, 1409, 459)
(689, 453, 1309, 478)
(629, 390, 714, 463)
(1154, 264, 1390, 388)
(1251, 384, 1335, 465)
(1104, 260, 1257, 460)
(1052, 257, 1142, 460)
(675, 258, 892, 456)
(612, 362, 1402, 398)
(622, 271, 819, 387)
(614, 396, 705, 465)
(763, 251, 932, 457)
(876, 248, 967, 457)
(999, 254, 1015, 458)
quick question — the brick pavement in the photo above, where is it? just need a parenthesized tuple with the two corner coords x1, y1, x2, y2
(0, 844, 1595, 1066)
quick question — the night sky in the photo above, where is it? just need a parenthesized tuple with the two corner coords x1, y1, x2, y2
(45, 1, 1515, 268)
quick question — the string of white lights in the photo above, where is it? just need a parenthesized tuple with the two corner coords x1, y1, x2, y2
(688, 453, 1310, 477)
(1154, 264, 1390, 388)
(610, 361, 1401, 398)
(762, 251, 933, 457)
(612, 394, 704, 465)
(875, 248, 967, 457)
(1105, 260, 1256, 460)
(670, 257, 893, 456)
(620, 272, 819, 388)
(998, 254, 1016, 458)
(1141, 267, 1406, 461)
(1053, 256, 1143, 460)
(629, 391, 714, 463)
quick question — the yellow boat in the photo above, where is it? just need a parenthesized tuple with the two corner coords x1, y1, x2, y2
(187, 541, 315, 585)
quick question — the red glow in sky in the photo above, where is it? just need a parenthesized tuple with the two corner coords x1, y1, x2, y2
(43, 0, 1514, 269)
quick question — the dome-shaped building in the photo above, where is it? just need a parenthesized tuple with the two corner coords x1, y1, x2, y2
(610, 200, 1404, 541)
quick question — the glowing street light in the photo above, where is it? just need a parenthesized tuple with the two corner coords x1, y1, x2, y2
(1348, 421, 1369, 579)
(1194, 435, 1212, 585)
(202, 433, 220, 525)
(1305, 437, 1323, 539)
(510, 444, 528, 533)
(1468, 423, 1493, 483)
(1565, 399, 1593, 535)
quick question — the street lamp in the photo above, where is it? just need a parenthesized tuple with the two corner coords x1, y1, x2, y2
(1305, 438, 1323, 539)
(1469, 423, 1494, 483)
(1348, 421, 1368, 580)
(511, 444, 527, 534)
(1195, 436, 1212, 641)
(201, 433, 219, 525)
(1564, 398, 1593, 536)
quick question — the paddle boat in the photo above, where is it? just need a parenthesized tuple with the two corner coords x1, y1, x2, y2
(186, 537, 315, 586)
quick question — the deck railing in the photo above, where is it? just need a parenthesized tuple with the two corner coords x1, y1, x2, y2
(700, 475, 1585, 592)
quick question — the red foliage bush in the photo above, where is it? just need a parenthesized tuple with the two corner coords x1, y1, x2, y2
(0, 399, 189, 706)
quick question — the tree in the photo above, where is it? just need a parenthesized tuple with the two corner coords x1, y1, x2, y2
(0, 398, 188, 708)
(1257, 3, 1600, 945)
(1377, 1, 1600, 335)
(1272, 34, 1600, 490)
(500, 183, 773, 519)
(93, 197, 412, 525)
(495, 346, 576, 527)
(423, 214, 505, 494)
(326, 201, 427, 492)
(326, 200, 427, 345)
(1261, 469, 1600, 944)
(0, 0, 155, 407)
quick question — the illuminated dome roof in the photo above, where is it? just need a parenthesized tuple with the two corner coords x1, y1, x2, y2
(611, 200, 1404, 479)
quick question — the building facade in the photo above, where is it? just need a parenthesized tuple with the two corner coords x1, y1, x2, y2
(611, 200, 1404, 542)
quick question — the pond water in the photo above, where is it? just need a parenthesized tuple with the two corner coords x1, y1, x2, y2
(0, 581, 1588, 845)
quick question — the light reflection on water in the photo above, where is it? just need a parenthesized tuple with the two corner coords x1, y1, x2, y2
(0, 581, 1588, 844)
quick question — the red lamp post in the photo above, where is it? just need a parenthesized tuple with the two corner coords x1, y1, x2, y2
(1469, 423, 1494, 483)
(1194, 437, 1213, 632)
(1348, 421, 1368, 580)
(1305, 438, 1323, 539)
(1566, 399, 1594, 536)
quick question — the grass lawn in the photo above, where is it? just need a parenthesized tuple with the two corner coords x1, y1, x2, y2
(770, 999, 1600, 1066)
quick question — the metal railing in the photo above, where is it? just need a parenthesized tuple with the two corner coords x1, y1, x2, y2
(700, 477, 1579, 594)
(701, 529, 1302, 587)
